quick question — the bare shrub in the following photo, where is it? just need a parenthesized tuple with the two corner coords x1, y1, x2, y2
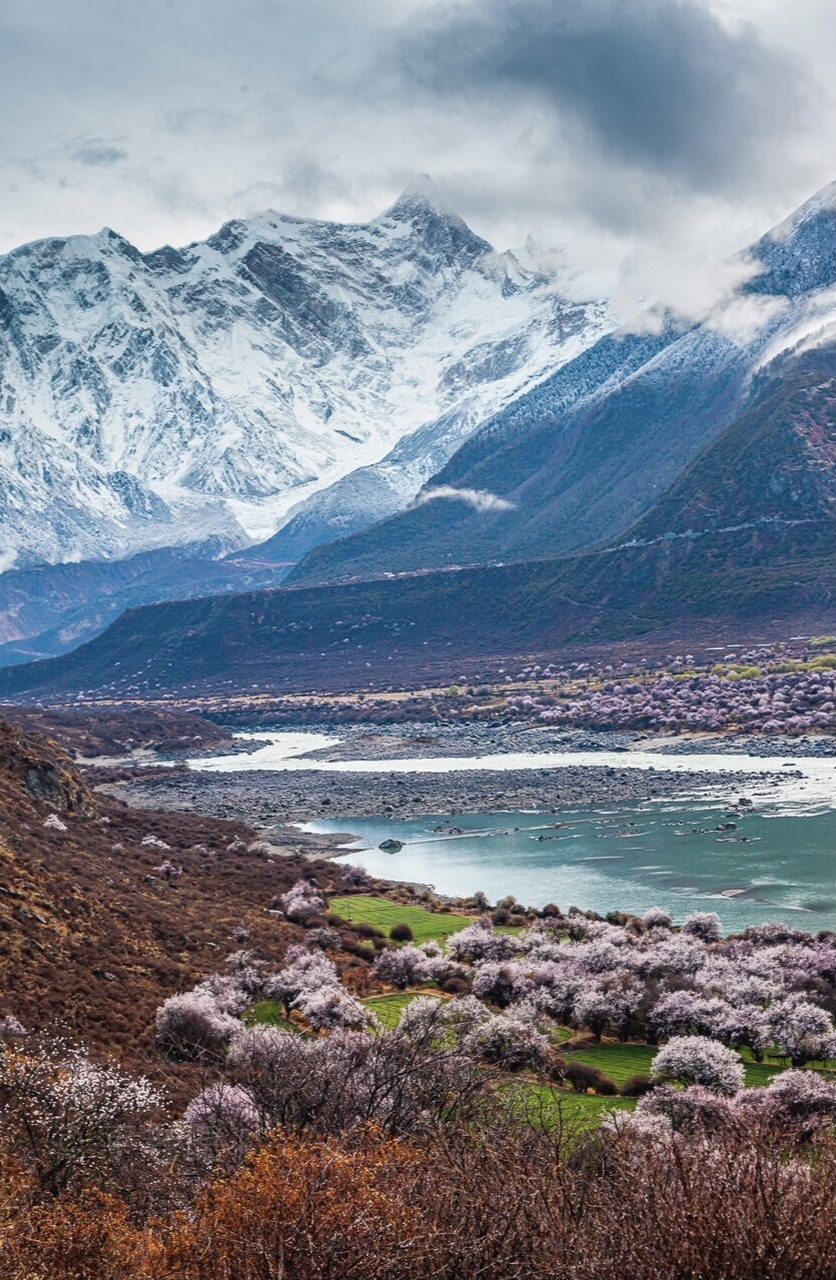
(564, 1061, 603, 1093)
(620, 1072, 654, 1097)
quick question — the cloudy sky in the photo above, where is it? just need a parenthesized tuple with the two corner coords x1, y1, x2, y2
(1, 0, 832, 300)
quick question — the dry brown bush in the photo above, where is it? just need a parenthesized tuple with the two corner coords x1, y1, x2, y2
(154, 1125, 428, 1280)
(0, 1113, 832, 1280)
(0, 1166, 149, 1280)
(0, 714, 346, 1072)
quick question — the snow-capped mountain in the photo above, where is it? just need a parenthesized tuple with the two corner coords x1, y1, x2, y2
(289, 181, 836, 586)
(0, 178, 614, 571)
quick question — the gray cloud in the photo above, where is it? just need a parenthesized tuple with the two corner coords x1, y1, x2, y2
(394, 0, 805, 194)
(0, 0, 832, 303)
(72, 143, 127, 166)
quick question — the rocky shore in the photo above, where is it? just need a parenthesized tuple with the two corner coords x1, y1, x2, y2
(85, 722, 835, 869)
(100, 757, 781, 835)
(290, 722, 836, 761)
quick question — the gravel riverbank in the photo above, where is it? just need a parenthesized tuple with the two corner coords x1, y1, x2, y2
(89, 722, 831, 856)
(290, 723, 836, 762)
(100, 758, 783, 834)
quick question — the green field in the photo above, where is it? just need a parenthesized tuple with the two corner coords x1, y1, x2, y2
(246, 994, 423, 1035)
(515, 1083, 635, 1129)
(328, 895, 478, 943)
(362, 992, 425, 1030)
(564, 1040, 782, 1088)
(244, 1000, 299, 1032)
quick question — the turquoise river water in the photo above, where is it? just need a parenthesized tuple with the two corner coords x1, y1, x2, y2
(190, 733, 836, 933)
(301, 801, 835, 933)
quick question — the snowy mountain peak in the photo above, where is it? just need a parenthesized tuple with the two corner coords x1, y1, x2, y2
(745, 180, 836, 299)
(774, 179, 836, 231)
(382, 174, 458, 220)
(0, 190, 616, 570)
(375, 178, 491, 260)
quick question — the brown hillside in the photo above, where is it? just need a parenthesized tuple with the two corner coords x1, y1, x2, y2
(0, 703, 233, 759)
(0, 715, 342, 1068)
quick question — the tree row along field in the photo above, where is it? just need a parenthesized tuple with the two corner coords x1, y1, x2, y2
(120, 636, 836, 739)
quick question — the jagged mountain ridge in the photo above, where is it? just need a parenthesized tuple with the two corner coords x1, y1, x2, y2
(287, 182, 836, 586)
(0, 180, 613, 571)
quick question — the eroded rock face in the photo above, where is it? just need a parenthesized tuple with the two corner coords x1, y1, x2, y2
(0, 717, 93, 815)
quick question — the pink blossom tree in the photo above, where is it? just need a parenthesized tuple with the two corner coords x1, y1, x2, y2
(279, 879, 325, 921)
(445, 920, 516, 963)
(155, 990, 241, 1061)
(767, 998, 836, 1067)
(637, 1084, 736, 1132)
(463, 1013, 550, 1072)
(471, 960, 533, 1009)
(291, 984, 377, 1033)
(651, 1035, 745, 1095)
(0, 1039, 161, 1194)
(264, 947, 338, 1016)
(373, 945, 428, 990)
(181, 1081, 262, 1168)
(682, 911, 722, 943)
(642, 907, 673, 930)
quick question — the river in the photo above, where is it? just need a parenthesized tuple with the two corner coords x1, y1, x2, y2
(188, 732, 836, 932)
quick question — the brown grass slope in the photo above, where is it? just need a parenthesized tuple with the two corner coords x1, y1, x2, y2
(0, 715, 336, 1065)
(0, 703, 233, 759)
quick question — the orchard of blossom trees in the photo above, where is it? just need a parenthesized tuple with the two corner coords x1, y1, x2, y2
(203, 640, 836, 741)
(147, 880, 836, 1135)
(141, 885, 836, 1188)
(151, 887, 836, 1085)
(369, 908, 836, 1070)
(2, 875, 835, 1279)
(506, 662, 836, 735)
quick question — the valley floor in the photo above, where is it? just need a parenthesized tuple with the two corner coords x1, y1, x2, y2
(96, 722, 800, 829)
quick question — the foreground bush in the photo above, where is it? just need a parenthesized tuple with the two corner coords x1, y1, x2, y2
(156, 1126, 427, 1280)
(0, 1039, 161, 1198)
(0, 1107, 833, 1280)
(0, 1177, 148, 1280)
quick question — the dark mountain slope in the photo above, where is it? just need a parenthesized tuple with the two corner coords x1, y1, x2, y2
(288, 322, 740, 583)
(0, 542, 292, 668)
(539, 343, 835, 625)
(0, 533, 827, 703)
(622, 345, 835, 541)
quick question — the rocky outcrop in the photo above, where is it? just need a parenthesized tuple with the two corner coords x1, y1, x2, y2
(0, 716, 94, 815)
